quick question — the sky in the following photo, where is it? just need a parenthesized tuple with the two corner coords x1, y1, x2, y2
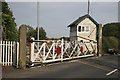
(6, 1, 119, 38)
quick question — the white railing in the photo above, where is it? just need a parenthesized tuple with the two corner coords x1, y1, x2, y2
(0, 41, 19, 68)
(30, 38, 97, 65)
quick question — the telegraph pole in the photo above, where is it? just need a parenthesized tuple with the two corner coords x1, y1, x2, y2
(88, 0, 90, 15)
(37, 0, 39, 49)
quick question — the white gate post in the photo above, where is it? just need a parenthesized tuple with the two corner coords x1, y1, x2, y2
(43, 43, 46, 60)
(16, 42, 19, 68)
(95, 43, 97, 55)
(53, 43, 55, 60)
(30, 37, 35, 66)
(61, 39, 64, 61)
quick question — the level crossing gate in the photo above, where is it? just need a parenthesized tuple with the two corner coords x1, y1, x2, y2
(30, 37, 97, 65)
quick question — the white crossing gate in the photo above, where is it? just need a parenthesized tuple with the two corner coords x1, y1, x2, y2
(30, 38, 97, 65)
(0, 41, 19, 68)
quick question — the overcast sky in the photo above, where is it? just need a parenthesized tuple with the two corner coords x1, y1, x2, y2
(6, 1, 118, 38)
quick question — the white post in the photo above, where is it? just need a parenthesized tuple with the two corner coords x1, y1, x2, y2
(8, 41, 10, 65)
(61, 39, 64, 61)
(77, 44, 79, 56)
(30, 37, 35, 66)
(5, 41, 7, 66)
(43, 43, 45, 60)
(3, 41, 4, 66)
(53, 43, 55, 60)
(95, 43, 97, 55)
(17, 42, 19, 68)
(12, 41, 16, 66)
(0, 41, 2, 64)
(10, 41, 12, 65)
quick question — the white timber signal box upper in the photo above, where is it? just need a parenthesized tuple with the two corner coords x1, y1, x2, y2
(68, 14, 99, 42)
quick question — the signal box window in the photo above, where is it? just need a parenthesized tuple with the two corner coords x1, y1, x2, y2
(78, 26, 81, 32)
(78, 26, 89, 33)
(82, 27, 85, 31)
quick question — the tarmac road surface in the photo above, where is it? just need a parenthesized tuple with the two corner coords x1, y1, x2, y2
(2, 54, 119, 78)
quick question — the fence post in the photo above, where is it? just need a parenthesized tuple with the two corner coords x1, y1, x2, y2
(98, 24, 102, 56)
(13, 41, 16, 66)
(19, 25, 26, 69)
(10, 41, 13, 66)
(30, 37, 35, 66)
(8, 41, 10, 66)
(3, 41, 4, 66)
(0, 41, 3, 65)
(5, 41, 7, 66)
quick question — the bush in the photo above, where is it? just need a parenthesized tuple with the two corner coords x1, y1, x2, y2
(102, 23, 120, 53)
(102, 36, 119, 52)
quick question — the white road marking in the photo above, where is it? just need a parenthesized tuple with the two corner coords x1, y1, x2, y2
(106, 69, 118, 76)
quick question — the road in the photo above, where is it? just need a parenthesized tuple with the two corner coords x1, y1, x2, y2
(2, 54, 120, 78)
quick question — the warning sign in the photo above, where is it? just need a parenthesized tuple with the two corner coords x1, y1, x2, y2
(80, 46, 83, 53)
(56, 46, 61, 55)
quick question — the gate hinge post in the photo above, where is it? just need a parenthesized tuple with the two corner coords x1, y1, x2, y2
(19, 25, 27, 69)
(61, 39, 64, 62)
(30, 37, 35, 66)
(98, 24, 102, 57)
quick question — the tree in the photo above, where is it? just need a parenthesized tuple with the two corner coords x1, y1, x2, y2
(102, 36, 118, 52)
(60, 37, 70, 41)
(103, 23, 120, 39)
(26, 25, 35, 42)
(25, 25, 47, 42)
(34, 27, 47, 40)
(2, 2, 18, 41)
(102, 22, 120, 52)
